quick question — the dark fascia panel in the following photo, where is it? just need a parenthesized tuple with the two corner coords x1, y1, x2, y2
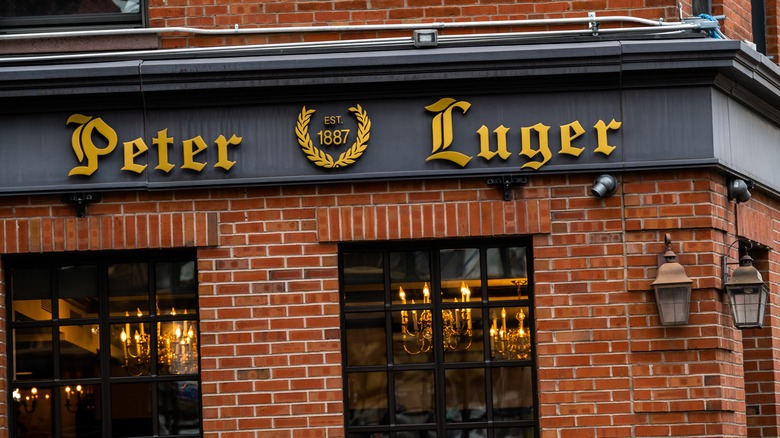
(0, 60, 142, 97)
(1, 38, 779, 119)
(137, 41, 625, 90)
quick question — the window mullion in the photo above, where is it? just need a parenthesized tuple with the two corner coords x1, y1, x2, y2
(431, 247, 448, 436)
(99, 260, 113, 438)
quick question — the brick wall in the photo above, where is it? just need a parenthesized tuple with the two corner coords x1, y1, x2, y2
(148, 0, 689, 48)
(0, 168, 777, 436)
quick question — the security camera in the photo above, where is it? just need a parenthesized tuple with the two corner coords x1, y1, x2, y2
(727, 178, 752, 203)
(591, 174, 617, 198)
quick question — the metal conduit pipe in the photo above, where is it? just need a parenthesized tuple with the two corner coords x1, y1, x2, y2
(0, 14, 696, 41)
(0, 23, 708, 64)
(0, 13, 722, 65)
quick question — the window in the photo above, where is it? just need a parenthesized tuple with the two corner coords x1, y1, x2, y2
(340, 240, 537, 438)
(6, 249, 200, 437)
(0, 0, 143, 31)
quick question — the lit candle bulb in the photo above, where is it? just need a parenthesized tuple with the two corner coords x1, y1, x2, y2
(137, 308, 145, 336)
(423, 283, 430, 303)
(399, 287, 406, 305)
(125, 311, 130, 342)
(501, 307, 507, 336)
(121, 328, 128, 358)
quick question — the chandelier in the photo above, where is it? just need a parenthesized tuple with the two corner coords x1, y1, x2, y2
(159, 308, 198, 375)
(398, 282, 477, 354)
(118, 307, 198, 375)
(12, 387, 46, 413)
(64, 385, 97, 413)
(119, 308, 151, 376)
(489, 307, 531, 360)
(399, 281, 530, 359)
(399, 283, 434, 354)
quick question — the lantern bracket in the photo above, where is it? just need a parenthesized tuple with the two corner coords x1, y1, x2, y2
(62, 192, 102, 218)
(486, 175, 528, 201)
(721, 239, 752, 285)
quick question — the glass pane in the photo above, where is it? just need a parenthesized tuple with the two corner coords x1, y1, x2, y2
(60, 324, 101, 379)
(443, 307, 484, 363)
(158, 321, 199, 375)
(395, 431, 436, 438)
(343, 252, 385, 307)
(14, 327, 54, 380)
(346, 312, 387, 366)
(488, 306, 531, 361)
(0, 0, 130, 17)
(390, 250, 431, 305)
(494, 428, 535, 438)
(445, 368, 486, 423)
(492, 367, 534, 421)
(487, 247, 528, 301)
(444, 430, 486, 438)
(156, 261, 197, 316)
(347, 372, 388, 427)
(110, 322, 151, 377)
(12, 386, 53, 437)
(12, 267, 52, 321)
(61, 384, 102, 438)
(395, 370, 435, 425)
(108, 263, 149, 317)
(58, 265, 99, 319)
(393, 310, 434, 364)
(347, 433, 390, 438)
(111, 382, 152, 437)
(440, 248, 480, 303)
(158, 381, 200, 435)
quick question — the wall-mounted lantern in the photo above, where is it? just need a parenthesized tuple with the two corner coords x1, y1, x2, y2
(723, 253, 769, 329)
(650, 235, 693, 326)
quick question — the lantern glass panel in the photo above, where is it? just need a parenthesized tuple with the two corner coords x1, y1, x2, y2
(653, 285, 691, 326)
(728, 285, 768, 328)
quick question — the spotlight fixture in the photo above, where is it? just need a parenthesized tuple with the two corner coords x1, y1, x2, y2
(591, 174, 617, 198)
(727, 178, 752, 203)
(413, 29, 438, 48)
(650, 234, 693, 326)
(723, 252, 768, 329)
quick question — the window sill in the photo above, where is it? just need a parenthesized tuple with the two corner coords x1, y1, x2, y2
(0, 33, 158, 55)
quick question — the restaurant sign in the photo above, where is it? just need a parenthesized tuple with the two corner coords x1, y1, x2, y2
(0, 87, 712, 194)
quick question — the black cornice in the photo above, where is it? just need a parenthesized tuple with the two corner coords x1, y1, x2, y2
(1, 37, 779, 122)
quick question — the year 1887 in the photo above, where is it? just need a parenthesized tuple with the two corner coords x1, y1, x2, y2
(318, 115, 350, 146)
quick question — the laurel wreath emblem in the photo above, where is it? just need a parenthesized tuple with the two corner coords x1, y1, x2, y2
(296, 105, 371, 169)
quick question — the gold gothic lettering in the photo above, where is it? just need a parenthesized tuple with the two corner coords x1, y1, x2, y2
(477, 125, 511, 161)
(559, 121, 585, 157)
(67, 114, 118, 177)
(66, 115, 241, 177)
(520, 123, 552, 171)
(122, 139, 149, 174)
(426, 98, 621, 171)
(594, 119, 622, 155)
(182, 136, 208, 172)
(154, 129, 175, 173)
(215, 134, 242, 170)
(425, 98, 473, 167)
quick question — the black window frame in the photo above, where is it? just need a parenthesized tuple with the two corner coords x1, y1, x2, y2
(339, 239, 538, 438)
(0, 0, 146, 32)
(5, 248, 201, 438)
